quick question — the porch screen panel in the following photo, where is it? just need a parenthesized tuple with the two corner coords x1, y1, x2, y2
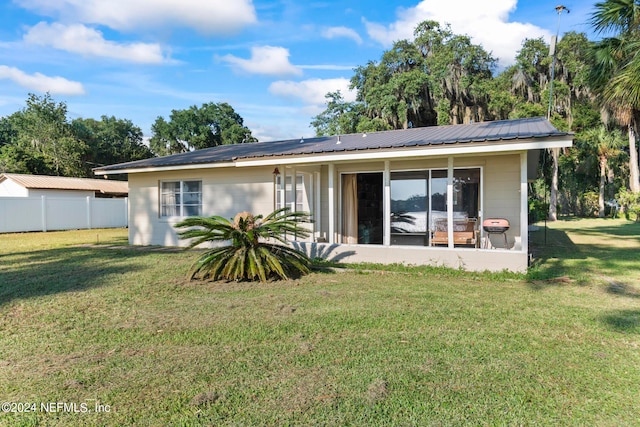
(275, 175, 304, 212)
(390, 171, 428, 246)
(453, 169, 480, 219)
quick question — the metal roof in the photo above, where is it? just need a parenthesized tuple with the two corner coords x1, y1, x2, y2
(0, 173, 128, 195)
(94, 117, 572, 173)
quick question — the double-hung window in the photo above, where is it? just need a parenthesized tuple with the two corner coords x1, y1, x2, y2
(160, 180, 202, 217)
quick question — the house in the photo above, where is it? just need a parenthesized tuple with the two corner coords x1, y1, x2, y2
(93, 117, 573, 272)
(0, 173, 128, 198)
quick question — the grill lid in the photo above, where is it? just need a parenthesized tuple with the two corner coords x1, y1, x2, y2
(483, 218, 510, 232)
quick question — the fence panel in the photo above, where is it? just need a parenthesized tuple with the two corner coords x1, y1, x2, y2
(0, 196, 128, 233)
(45, 197, 87, 231)
(91, 198, 128, 228)
(0, 197, 43, 232)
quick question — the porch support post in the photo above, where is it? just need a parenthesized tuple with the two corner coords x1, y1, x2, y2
(280, 164, 286, 211)
(520, 152, 528, 253)
(447, 156, 454, 248)
(328, 163, 335, 244)
(314, 171, 321, 240)
(383, 160, 391, 246)
(291, 166, 297, 212)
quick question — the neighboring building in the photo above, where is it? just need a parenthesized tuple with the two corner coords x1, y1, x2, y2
(94, 117, 573, 272)
(0, 173, 128, 198)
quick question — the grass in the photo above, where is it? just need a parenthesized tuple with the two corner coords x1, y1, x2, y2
(0, 221, 639, 426)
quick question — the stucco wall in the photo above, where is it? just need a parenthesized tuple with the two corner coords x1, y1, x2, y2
(128, 167, 274, 246)
(483, 153, 521, 248)
(293, 242, 528, 273)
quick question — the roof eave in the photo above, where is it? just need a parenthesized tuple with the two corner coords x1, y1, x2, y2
(94, 135, 573, 175)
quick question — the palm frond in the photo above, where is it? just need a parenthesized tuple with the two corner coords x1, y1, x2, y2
(176, 208, 312, 282)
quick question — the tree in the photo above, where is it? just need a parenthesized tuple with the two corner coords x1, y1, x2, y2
(1, 93, 86, 176)
(0, 116, 17, 147)
(311, 91, 364, 136)
(72, 116, 153, 175)
(149, 102, 256, 156)
(583, 125, 626, 216)
(175, 208, 311, 282)
(348, 21, 496, 131)
(413, 21, 496, 125)
(590, 0, 640, 193)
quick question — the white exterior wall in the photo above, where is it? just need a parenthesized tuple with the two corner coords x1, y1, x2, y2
(128, 167, 275, 246)
(28, 189, 96, 198)
(0, 179, 29, 197)
(483, 153, 521, 249)
(0, 179, 97, 198)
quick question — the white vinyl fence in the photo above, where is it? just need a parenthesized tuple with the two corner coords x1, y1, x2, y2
(0, 196, 128, 233)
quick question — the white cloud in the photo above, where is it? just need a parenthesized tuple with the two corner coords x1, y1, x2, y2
(219, 46, 302, 77)
(14, 0, 257, 34)
(299, 64, 355, 71)
(321, 26, 363, 45)
(24, 22, 168, 64)
(363, 0, 551, 67)
(268, 78, 356, 107)
(0, 65, 85, 95)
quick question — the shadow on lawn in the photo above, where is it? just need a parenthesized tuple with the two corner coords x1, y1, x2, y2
(565, 221, 640, 241)
(527, 224, 640, 287)
(0, 246, 144, 306)
(600, 309, 640, 334)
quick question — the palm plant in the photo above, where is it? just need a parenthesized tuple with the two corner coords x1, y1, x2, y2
(590, 0, 640, 193)
(175, 208, 311, 282)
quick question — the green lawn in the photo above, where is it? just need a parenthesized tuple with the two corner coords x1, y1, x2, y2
(0, 221, 639, 426)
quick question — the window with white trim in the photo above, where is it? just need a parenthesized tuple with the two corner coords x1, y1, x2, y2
(160, 180, 202, 217)
(275, 174, 304, 211)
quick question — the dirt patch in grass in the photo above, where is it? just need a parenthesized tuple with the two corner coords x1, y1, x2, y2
(366, 379, 389, 404)
(190, 391, 221, 406)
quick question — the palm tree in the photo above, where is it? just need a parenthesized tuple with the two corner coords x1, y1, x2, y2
(583, 125, 626, 217)
(590, 0, 640, 193)
(175, 208, 311, 282)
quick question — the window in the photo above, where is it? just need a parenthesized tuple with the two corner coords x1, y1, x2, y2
(275, 174, 304, 212)
(160, 180, 202, 217)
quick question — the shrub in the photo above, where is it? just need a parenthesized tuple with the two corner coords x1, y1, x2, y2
(616, 188, 640, 222)
(175, 208, 312, 282)
(578, 191, 599, 217)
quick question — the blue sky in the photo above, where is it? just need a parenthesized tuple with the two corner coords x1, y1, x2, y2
(0, 0, 597, 143)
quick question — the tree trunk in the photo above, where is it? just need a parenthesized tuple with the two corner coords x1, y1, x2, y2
(548, 147, 559, 221)
(629, 123, 640, 193)
(599, 156, 606, 218)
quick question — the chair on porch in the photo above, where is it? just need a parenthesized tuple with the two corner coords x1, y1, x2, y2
(429, 217, 479, 247)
